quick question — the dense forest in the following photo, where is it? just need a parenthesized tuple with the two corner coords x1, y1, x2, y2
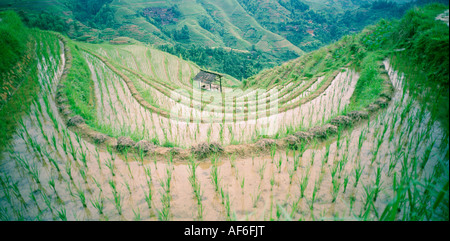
(159, 44, 276, 81)
(3, 0, 449, 80)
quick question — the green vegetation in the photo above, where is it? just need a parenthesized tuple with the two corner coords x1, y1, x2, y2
(0, 11, 29, 74)
(3, 0, 446, 81)
(349, 52, 386, 111)
(158, 45, 276, 80)
(238, 0, 412, 52)
(63, 42, 96, 124)
(0, 2, 448, 222)
(17, 10, 69, 34)
(363, 3, 449, 134)
(0, 11, 57, 154)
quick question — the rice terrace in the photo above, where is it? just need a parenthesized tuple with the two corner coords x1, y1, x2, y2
(0, 0, 448, 222)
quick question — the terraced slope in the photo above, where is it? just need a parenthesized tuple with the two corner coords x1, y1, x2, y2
(0, 0, 304, 58)
(56, 33, 371, 150)
(0, 6, 448, 221)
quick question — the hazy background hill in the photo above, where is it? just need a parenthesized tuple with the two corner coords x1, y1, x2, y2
(0, 0, 447, 79)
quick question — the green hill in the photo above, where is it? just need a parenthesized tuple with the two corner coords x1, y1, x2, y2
(3, 0, 446, 81)
(0, 10, 33, 109)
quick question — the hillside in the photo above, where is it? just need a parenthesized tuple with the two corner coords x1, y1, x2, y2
(0, 0, 303, 56)
(0, 3, 448, 222)
(1, 0, 446, 81)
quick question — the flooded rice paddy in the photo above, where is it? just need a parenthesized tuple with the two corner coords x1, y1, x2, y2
(0, 38, 448, 221)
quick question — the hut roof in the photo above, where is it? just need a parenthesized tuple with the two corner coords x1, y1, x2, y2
(194, 70, 223, 84)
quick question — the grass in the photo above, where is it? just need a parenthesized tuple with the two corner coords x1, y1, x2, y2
(76, 187, 87, 208)
(91, 193, 105, 215)
(348, 52, 386, 111)
(188, 156, 204, 220)
(62, 42, 96, 125)
(369, 3, 449, 135)
(0, 34, 40, 155)
(0, 11, 29, 74)
(210, 156, 221, 192)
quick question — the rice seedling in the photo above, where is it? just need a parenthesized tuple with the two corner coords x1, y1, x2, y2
(420, 140, 435, 169)
(51, 134, 58, 151)
(80, 149, 88, 168)
(258, 161, 267, 180)
(158, 165, 173, 220)
(336, 127, 343, 149)
(141, 178, 153, 209)
(60, 134, 68, 156)
(387, 151, 399, 177)
(105, 158, 116, 177)
(197, 200, 204, 221)
(188, 156, 204, 211)
(10, 182, 26, 208)
(371, 138, 383, 165)
(210, 162, 220, 192)
(330, 162, 340, 181)
(331, 177, 341, 203)
(389, 115, 399, 143)
(240, 176, 245, 194)
(299, 164, 311, 199)
(48, 176, 57, 194)
(0, 176, 13, 202)
(39, 190, 53, 214)
(252, 186, 262, 208)
(354, 161, 365, 188)
(288, 168, 296, 185)
(373, 166, 383, 202)
(323, 143, 331, 164)
(68, 138, 78, 162)
(157, 197, 171, 221)
(270, 173, 275, 191)
(270, 143, 277, 163)
(132, 207, 141, 221)
(45, 153, 60, 174)
(112, 190, 123, 215)
(65, 161, 73, 181)
(90, 194, 104, 215)
(76, 186, 87, 208)
(79, 168, 88, 184)
(206, 126, 212, 144)
(57, 207, 67, 221)
(125, 159, 134, 179)
(399, 99, 414, 126)
(0, 207, 9, 221)
(276, 155, 283, 173)
(109, 180, 123, 215)
(224, 190, 234, 221)
(357, 130, 366, 155)
(27, 162, 41, 185)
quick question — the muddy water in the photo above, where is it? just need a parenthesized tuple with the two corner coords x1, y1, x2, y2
(0, 34, 448, 221)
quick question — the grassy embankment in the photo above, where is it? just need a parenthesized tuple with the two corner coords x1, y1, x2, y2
(0, 11, 51, 154)
(351, 3, 448, 135)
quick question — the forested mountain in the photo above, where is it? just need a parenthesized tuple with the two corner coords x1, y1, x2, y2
(0, 0, 447, 79)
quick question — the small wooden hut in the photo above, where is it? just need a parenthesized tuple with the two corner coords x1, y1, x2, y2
(193, 70, 223, 92)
